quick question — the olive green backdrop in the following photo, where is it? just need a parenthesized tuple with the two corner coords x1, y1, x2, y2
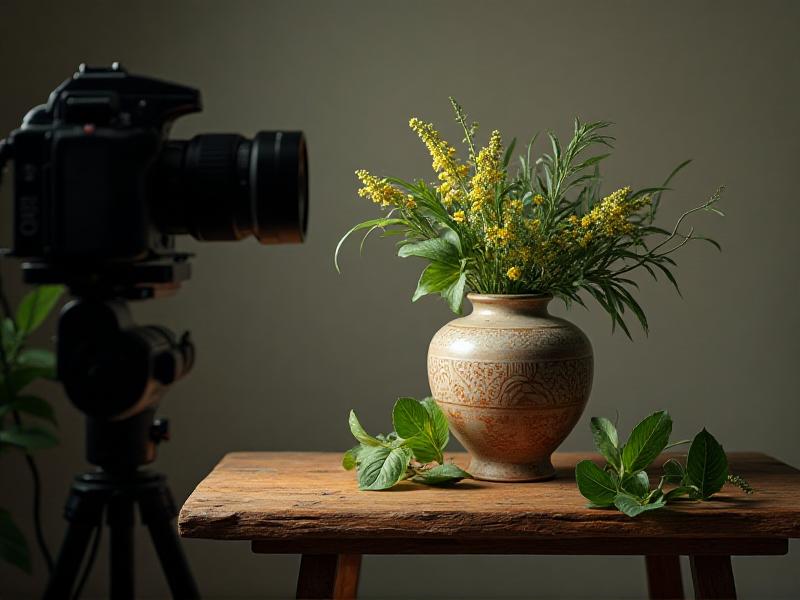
(1, 1, 798, 598)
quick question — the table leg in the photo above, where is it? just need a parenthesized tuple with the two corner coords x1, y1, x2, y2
(296, 554, 362, 599)
(689, 555, 736, 600)
(645, 555, 684, 599)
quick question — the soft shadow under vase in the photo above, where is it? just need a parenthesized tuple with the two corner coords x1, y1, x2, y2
(427, 294, 593, 482)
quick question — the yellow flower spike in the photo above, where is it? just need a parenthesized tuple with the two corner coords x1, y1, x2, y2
(506, 266, 522, 281)
(532, 194, 545, 206)
(468, 130, 504, 213)
(452, 210, 466, 223)
(355, 169, 405, 207)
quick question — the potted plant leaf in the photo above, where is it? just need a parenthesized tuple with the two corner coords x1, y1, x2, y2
(0, 280, 63, 572)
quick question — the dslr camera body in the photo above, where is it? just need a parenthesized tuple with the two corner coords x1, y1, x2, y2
(0, 63, 308, 453)
(1, 62, 307, 293)
(1, 64, 308, 598)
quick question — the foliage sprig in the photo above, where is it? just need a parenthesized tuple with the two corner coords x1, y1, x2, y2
(337, 99, 723, 337)
(576, 410, 753, 517)
(343, 397, 471, 490)
(0, 280, 63, 572)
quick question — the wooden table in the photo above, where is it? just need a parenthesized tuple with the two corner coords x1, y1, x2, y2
(178, 452, 800, 600)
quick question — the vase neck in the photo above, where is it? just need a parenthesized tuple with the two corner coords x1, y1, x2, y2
(467, 294, 553, 318)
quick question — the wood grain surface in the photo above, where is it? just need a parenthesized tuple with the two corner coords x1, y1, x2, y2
(178, 452, 800, 543)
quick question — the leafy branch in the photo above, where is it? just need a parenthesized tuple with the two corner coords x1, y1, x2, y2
(0, 275, 63, 573)
(343, 397, 472, 490)
(576, 411, 753, 517)
(336, 100, 724, 337)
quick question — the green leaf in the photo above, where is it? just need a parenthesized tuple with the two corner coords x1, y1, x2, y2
(502, 137, 517, 168)
(686, 429, 728, 499)
(442, 228, 462, 254)
(590, 417, 620, 470)
(5, 365, 56, 396)
(348, 410, 383, 447)
(441, 271, 467, 315)
(413, 463, 472, 486)
(662, 458, 685, 484)
(15, 285, 63, 336)
(0, 426, 58, 450)
(392, 397, 442, 463)
(334, 218, 408, 272)
(16, 349, 56, 370)
(1, 318, 17, 355)
(420, 397, 449, 452)
(575, 460, 618, 506)
(357, 445, 413, 490)
(412, 261, 461, 302)
(0, 509, 30, 573)
(621, 411, 672, 474)
(342, 445, 362, 470)
(621, 471, 650, 498)
(398, 238, 460, 266)
(663, 485, 696, 501)
(613, 494, 667, 517)
(0, 395, 57, 426)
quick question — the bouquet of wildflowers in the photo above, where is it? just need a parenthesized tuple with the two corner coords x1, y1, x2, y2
(336, 99, 722, 337)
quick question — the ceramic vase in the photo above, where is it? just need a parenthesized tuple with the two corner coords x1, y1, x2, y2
(427, 294, 593, 482)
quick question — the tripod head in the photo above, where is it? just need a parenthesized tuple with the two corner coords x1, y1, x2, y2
(57, 296, 194, 470)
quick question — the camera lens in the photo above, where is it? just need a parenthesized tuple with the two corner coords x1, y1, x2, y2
(156, 131, 308, 244)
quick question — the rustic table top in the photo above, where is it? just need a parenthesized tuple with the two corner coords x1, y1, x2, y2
(178, 452, 800, 548)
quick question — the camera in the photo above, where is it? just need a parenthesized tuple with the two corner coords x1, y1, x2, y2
(0, 62, 308, 294)
(1, 64, 308, 598)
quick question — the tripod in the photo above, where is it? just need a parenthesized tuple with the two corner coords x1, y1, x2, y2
(40, 296, 200, 599)
(43, 470, 199, 599)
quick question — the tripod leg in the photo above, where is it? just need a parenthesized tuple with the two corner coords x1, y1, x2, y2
(43, 485, 105, 600)
(139, 478, 200, 599)
(108, 492, 135, 600)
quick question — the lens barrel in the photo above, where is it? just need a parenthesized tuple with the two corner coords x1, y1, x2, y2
(156, 131, 308, 244)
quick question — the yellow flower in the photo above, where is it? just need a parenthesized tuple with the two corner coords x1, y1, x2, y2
(355, 169, 405, 207)
(568, 215, 579, 225)
(506, 199, 524, 214)
(452, 210, 466, 223)
(409, 117, 466, 206)
(406, 195, 417, 209)
(578, 187, 649, 238)
(506, 266, 522, 281)
(486, 225, 512, 245)
(468, 130, 504, 213)
(532, 194, 545, 206)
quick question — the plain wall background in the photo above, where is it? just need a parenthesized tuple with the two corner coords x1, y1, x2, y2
(1, 1, 799, 598)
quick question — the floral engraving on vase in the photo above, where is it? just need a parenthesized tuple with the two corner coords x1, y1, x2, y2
(428, 355, 593, 409)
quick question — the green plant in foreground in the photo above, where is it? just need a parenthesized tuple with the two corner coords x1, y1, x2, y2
(0, 283, 63, 572)
(343, 397, 472, 490)
(576, 411, 754, 517)
(336, 98, 723, 337)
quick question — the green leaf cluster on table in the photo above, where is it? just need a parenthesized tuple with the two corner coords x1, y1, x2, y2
(575, 411, 754, 517)
(336, 98, 724, 336)
(0, 283, 64, 572)
(343, 397, 472, 490)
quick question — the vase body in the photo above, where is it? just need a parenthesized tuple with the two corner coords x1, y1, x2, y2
(427, 294, 593, 482)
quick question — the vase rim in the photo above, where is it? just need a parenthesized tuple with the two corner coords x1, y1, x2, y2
(467, 293, 553, 301)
